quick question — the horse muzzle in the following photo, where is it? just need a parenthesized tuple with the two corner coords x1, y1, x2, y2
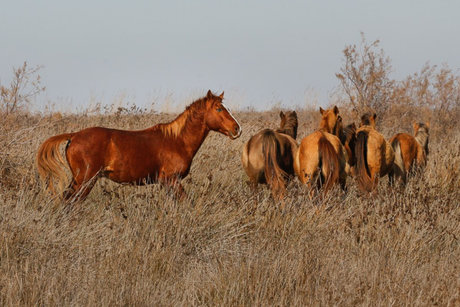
(229, 126, 242, 139)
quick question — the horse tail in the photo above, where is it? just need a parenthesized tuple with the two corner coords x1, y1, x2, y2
(355, 130, 373, 192)
(318, 136, 340, 194)
(391, 137, 406, 182)
(36, 133, 74, 194)
(261, 130, 287, 197)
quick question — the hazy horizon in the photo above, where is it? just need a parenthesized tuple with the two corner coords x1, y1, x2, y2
(1, 0, 459, 112)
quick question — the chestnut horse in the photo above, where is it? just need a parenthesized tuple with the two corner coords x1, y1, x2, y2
(354, 113, 394, 192)
(389, 122, 430, 184)
(294, 106, 348, 196)
(241, 111, 298, 199)
(37, 90, 242, 201)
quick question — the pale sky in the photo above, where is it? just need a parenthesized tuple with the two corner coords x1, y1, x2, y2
(1, 0, 459, 111)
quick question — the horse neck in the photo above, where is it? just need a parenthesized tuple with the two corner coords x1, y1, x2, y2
(162, 111, 209, 158)
(319, 119, 331, 133)
(181, 113, 210, 157)
(320, 120, 342, 139)
(415, 131, 429, 154)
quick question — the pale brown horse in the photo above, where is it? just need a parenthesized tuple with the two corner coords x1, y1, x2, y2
(354, 113, 394, 192)
(37, 90, 242, 201)
(389, 122, 430, 184)
(294, 106, 348, 195)
(241, 111, 298, 199)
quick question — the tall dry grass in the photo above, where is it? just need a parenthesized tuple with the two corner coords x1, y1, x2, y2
(0, 107, 459, 306)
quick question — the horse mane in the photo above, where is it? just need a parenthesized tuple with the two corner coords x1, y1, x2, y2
(276, 111, 298, 139)
(156, 97, 208, 138)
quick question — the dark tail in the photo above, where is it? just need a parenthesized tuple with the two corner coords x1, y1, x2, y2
(355, 130, 373, 192)
(261, 130, 287, 198)
(318, 136, 340, 194)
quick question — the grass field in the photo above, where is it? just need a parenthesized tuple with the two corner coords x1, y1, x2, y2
(0, 107, 459, 306)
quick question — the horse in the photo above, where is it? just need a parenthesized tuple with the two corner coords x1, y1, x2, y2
(389, 122, 430, 184)
(354, 112, 395, 192)
(37, 90, 242, 201)
(339, 120, 358, 174)
(294, 106, 348, 196)
(241, 111, 298, 199)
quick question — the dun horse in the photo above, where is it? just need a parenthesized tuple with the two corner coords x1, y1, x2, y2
(37, 90, 242, 201)
(389, 122, 430, 184)
(354, 113, 394, 192)
(294, 106, 348, 195)
(241, 111, 298, 199)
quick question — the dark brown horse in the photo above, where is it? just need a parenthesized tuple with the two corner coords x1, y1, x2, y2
(336, 116, 357, 172)
(389, 122, 430, 184)
(294, 106, 348, 196)
(37, 90, 242, 201)
(241, 111, 298, 199)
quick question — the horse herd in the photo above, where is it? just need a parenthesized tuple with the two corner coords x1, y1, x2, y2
(36, 90, 430, 202)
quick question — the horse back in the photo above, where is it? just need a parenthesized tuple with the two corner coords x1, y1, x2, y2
(67, 126, 188, 183)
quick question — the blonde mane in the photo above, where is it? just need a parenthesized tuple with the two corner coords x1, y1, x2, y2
(157, 97, 207, 138)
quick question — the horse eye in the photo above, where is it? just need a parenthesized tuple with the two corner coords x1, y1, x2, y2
(216, 108, 222, 112)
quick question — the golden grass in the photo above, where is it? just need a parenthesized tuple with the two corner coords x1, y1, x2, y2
(0, 108, 459, 306)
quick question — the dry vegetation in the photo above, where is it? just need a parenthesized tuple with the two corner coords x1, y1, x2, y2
(0, 106, 459, 306)
(1, 37, 459, 305)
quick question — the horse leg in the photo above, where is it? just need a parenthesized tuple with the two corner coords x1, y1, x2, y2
(388, 169, 395, 186)
(64, 168, 100, 202)
(173, 182, 186, 201)
(339, 173, 347, 192)
(371, 172, 379, 194)
(270, 183, 286, 210)
(160, 175, 186, 201)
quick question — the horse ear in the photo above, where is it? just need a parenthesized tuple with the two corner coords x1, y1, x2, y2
(219, 91, 224, 99)
(207, 90, 213, 98)
(279, 111, 285, 119)
(333, 105, 339, 115)
(319, 107, 324, 115)
(413, 122, 419, 132)
(425, 121, 430, 128)
(372, 113, 377, 120)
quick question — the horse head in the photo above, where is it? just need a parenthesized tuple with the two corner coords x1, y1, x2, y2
(360, 112, 377, 128)
(413, 121, 430, 135)
(204, 90, 242, 139)
(279, 111, 298, 139)
(319, 106, 340, 135)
